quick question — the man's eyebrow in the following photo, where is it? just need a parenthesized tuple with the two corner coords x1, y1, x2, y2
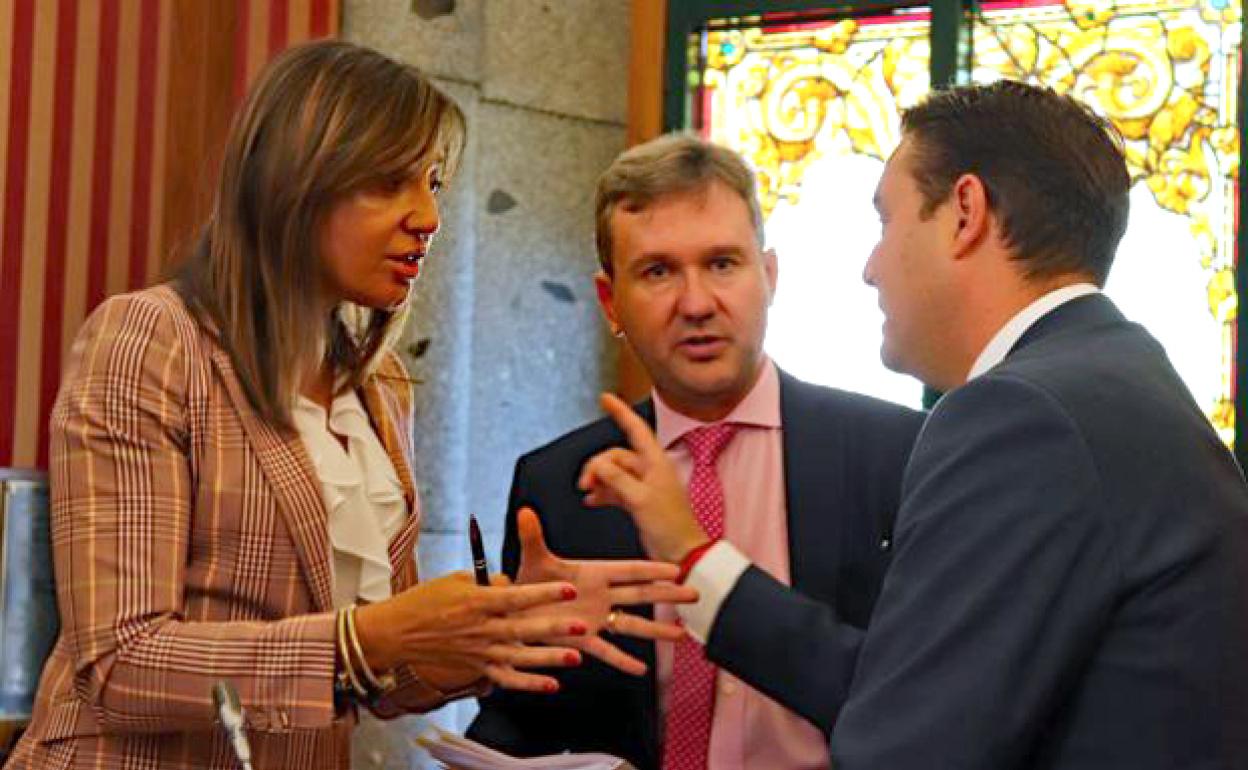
(628, 250, 672, 266)
(699, 244, 746, 257)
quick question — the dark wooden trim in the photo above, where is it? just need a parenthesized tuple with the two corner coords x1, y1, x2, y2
(160, 0, 240, 269)
(628, 0, 666, 147)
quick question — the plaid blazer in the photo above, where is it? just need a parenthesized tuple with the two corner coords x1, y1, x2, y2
(7, 285, 448, 770)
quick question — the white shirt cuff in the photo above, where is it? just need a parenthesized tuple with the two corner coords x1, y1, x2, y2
(675, 541, 751, 644)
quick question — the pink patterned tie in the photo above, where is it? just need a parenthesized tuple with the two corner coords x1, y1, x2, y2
(662, 423, 739, 770)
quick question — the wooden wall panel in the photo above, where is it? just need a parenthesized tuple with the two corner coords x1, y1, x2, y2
(618, 0, 667, 400)
(0, 0, 339, 469)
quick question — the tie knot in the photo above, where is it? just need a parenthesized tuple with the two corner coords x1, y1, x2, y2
(682, 423, 739, 468)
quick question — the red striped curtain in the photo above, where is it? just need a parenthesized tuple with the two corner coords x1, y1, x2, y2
(0, 0, 338, 470)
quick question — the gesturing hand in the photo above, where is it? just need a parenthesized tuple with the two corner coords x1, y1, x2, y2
(578, 393, 711, 564)
(516, 506, 697, 675)
(353, 572, 588, 694)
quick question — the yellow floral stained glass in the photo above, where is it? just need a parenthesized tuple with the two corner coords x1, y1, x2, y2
(699, 10, 932, 218)
(694, 10, 935, 408)
(974, 0, 1242, 445)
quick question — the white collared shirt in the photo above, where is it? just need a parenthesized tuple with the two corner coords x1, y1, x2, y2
(965, 283, 1100, 382)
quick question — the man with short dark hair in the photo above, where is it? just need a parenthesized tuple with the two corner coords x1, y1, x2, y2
(582, 81, 1248, 768)
(468, 133, 924, 769)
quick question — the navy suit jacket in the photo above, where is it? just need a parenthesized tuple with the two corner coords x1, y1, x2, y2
(467, 369, 923, 769)
(709, 295, 1248, 769)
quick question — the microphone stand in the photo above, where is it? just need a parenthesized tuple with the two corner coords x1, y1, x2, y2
(213, 680, 256, 770)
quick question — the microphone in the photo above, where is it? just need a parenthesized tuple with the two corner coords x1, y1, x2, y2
(213, 680, 255, 770)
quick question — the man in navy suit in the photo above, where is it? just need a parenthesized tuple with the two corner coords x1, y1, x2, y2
(581, 81, 1248, 769)
(468, 134, 923, 769)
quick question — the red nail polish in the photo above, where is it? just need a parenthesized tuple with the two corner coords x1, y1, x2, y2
(544, 681, 559, 693)
(561, 586, 578, 600)
(564, 651, 580, 666)
(569, 622, 588, 636)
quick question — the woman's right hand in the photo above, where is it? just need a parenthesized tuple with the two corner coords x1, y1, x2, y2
(352, 572, 587, 693)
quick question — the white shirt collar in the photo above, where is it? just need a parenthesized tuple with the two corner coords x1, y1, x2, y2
(966, 283, 1100, 382)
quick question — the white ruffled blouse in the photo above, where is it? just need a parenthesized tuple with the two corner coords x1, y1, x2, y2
(292, 388, 407, 609)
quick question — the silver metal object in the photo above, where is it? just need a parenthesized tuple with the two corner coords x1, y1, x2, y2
(0, 470, 57, 721)
(213, 680, 255, 770)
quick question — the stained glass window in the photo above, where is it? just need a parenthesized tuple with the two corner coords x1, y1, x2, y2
(972, 0, 1242, 444)
(695, 9, 933, 408)
(683, 0, 1243, 444)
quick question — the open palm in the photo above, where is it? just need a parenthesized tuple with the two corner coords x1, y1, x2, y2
(515, 506, 697, 675)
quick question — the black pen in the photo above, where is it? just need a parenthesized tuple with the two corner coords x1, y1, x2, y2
(469, 514, 490, 587)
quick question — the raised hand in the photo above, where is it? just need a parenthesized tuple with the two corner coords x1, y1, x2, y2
(515, 506, 697, 675)
(578, 393, 710, 564)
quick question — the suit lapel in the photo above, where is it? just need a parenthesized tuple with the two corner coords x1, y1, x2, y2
(208, 347, 336, 612)
(778, 371, 842, 607)
(357, 376, 421, 587)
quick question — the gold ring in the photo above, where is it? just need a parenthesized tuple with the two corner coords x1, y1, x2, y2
(605, 610, 620, 634)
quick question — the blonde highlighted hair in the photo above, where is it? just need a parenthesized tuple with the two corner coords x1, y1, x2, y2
(175, 40, 464, 428)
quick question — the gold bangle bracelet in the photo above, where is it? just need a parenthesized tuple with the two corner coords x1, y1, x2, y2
(336, 607, 368, 699)
(344, 604, 386, 693)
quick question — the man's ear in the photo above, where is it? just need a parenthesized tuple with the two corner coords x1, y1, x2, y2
(950, 173, 991, 260)
(594, 271, 623, 337)
(763, 247, 778, 305)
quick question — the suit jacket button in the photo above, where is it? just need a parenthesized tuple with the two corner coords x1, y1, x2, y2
(879, 537, 891, 551)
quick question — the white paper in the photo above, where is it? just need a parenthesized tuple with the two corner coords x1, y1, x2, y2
(414, 727, 632, 770)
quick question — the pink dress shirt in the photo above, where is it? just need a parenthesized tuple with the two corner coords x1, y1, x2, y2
(654, 359, 830, 770)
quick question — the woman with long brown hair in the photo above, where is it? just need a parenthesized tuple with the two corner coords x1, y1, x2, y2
(6, 41, 689, 769)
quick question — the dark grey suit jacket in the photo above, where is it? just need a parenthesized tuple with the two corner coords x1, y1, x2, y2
(710, 294, 1248, 768)
(467, 369, 924, 769)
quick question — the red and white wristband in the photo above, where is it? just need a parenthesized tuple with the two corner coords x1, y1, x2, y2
(677, 538, 722, 584)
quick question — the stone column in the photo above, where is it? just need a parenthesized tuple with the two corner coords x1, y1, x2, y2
(343, 1, 629, 766)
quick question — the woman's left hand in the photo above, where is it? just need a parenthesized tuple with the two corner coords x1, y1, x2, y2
(515, 506, 697, 675)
